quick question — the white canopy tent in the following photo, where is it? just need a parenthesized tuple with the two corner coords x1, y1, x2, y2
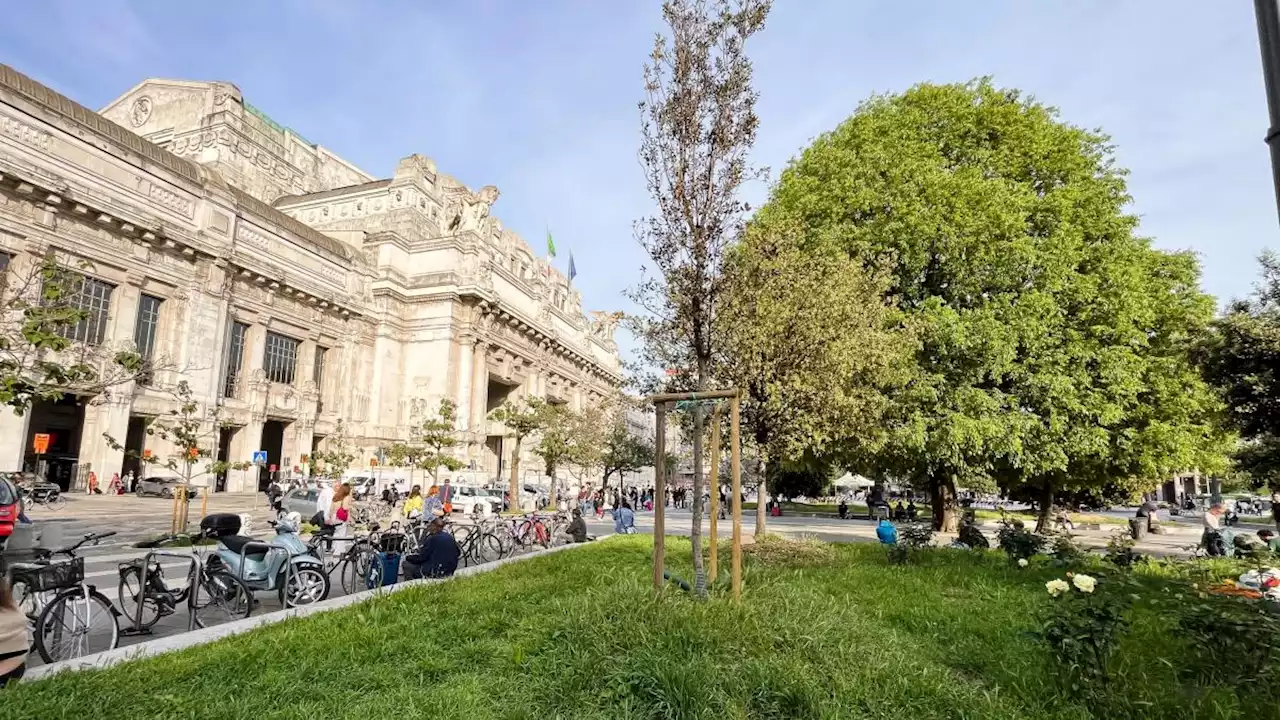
(832, 472, 875, 490)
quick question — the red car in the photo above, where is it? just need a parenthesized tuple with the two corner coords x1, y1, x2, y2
(0, 473, 20, 540)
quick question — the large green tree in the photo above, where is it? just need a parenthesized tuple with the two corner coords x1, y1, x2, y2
(1198, 252, 1280, 490)
(757, 79, 1226, 530)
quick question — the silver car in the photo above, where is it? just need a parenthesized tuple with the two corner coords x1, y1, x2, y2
(135, 476, 200, 499)
(279, 486, 323, 520)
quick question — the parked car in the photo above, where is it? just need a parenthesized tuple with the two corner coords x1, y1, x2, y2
(450, 485, 502, 517)
(135, 476, 201, 499)
(0, 473, 20, 541)
(280, 486, 323, 519)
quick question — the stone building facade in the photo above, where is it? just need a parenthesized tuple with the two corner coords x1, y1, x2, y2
(0, 65, 622, 492)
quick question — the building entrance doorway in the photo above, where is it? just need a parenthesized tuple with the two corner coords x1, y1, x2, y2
(215, 426, 237, 492)
(121, 417, 149, 490)
(258, 420, 287, 491)
(24, 395, 87, 491)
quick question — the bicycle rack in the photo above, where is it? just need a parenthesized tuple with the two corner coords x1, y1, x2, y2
(127, 551, 200, 636)
(236, 541, 317, 608)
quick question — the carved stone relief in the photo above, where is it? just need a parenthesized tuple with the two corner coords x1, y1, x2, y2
(128, 96, 153, 128)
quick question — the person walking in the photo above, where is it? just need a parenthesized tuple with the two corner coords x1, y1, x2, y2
(424, 485, 444, 518)
(613, 501, 637, 534)
(327, 482, 353, 557)
(440, 478, 454, 515)
(403, 485, 424, 520)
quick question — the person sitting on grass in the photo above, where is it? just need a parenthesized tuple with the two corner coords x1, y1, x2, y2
(613, 501, 637, 535)
(1258, 529, 1280, 554)
(876, 518, 898, 545)
(564, 508, 589, 543)
(403, 517, 459, 580)
(906, 501, 918, 522)
(838, 498, 848, 519)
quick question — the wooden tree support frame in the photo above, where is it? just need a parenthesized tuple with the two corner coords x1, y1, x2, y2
(649, 389, 744, 601)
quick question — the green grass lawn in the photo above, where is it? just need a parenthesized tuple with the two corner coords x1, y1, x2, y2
(7, 537, 1268, 719)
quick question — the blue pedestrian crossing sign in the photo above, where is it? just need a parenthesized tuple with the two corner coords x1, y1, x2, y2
(252, 450, 268, 465)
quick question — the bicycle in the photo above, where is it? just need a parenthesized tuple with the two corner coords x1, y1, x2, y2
(308, 523, 390, 593)
(19, 484, 65, 511)
(8, 531, 119, 664)
(116, 533, 253, 631)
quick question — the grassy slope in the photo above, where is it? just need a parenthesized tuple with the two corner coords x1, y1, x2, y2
(6, 537, 1261, 719)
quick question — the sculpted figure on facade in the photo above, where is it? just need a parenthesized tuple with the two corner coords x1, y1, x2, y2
(446, 185, 500, 234)
(589, 311, 623, 344)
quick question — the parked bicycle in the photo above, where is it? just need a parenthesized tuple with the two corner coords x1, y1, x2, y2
(8, 531, 119, 664)
(117, 533, 253, 631)
(308, 523, 390, 594)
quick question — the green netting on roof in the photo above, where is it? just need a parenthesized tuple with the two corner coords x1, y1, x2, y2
(243, 101, 313, 146)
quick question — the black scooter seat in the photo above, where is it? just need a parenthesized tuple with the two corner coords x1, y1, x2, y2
(221, 535, 270, 559)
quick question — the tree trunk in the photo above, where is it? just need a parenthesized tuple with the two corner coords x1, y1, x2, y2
(930, 473, 959, 532)
(548, 464, 558, 511)
(754, 455, 767, 538)
(1035, 480, 1054, 534)
(690, 396, 707, 599)
(508, 438, 521, 513)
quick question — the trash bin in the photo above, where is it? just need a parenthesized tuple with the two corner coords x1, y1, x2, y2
(371, 551, 400, 588)
(1128, 517, 1147, 541)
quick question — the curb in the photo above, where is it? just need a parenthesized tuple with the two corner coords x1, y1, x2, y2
(24, 536, 612, 682)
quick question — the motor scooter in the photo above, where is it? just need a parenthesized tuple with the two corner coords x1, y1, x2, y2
(201, 513, 330, 607)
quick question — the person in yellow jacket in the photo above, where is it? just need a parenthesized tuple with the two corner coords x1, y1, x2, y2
(403, 485, 424, 519)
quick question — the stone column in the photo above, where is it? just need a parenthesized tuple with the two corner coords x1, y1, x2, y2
(470, 342, 488, 431)
(230, 412, 264, 492)
(0, 410, 30, 471)
(456, 339, 474, 431)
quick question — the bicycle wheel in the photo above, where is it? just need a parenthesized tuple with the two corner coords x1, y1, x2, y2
(451, 524, 475, 548)
(192, 570, 252, 628)
(116, 565, 163, 629)
(35, 587, 119, 663)
(49, 494, 66, 510)
(339, 547, 380, 594)
(478, 533, 504, 563)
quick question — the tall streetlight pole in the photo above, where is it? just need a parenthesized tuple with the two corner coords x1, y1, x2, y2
(1255, 0, 1280, 222)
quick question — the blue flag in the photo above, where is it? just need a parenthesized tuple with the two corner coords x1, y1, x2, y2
(568, 252, 577, 283)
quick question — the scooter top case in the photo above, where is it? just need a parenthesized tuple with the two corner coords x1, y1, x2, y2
(201, 513, 242, 538)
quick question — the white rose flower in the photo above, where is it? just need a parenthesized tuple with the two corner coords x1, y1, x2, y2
(1045, 579, 1070, 597)
(1017, 558, 1029, 568)
(1072, 574, 1097, 593)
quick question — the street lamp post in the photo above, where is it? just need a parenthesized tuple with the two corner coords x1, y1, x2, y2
(1255, 0, 1280, 223)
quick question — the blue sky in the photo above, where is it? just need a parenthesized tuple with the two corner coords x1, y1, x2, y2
(1, 1, 1274, 362)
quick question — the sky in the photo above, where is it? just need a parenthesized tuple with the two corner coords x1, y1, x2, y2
(1, 1, 1275, 363)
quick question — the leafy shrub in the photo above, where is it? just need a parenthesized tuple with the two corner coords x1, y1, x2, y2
(1037, 573, 1131, 706)
(1047, 532, 1085, 567)
(956, 520, 989, 549)
(740, 534, 835, 566)
(996, 517, 1045, 562)
(888, 523, 934, 564)
(1103, 531, 1145, 569)
(1174, 590, 1280, 688)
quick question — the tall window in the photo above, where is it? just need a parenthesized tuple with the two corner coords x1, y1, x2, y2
(222, 321, 248, 398)
(58, 276, 114, 345)
(264, 331, 299, 385)
(313, 346, 328, 413)
(134, 295, 162, 386)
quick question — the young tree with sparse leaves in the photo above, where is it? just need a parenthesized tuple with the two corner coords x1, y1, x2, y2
(104, 381, 249, 495)
(416, 398, 464, 484)
(1, 252, 163, 412)
(311, 420, 357, 483)
(491, 398, 548, 512)
(601, 425, 655, 489)
(631, 0, 771, 598)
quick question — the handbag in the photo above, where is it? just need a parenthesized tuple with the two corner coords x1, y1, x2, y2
(336, 506, 349, 523)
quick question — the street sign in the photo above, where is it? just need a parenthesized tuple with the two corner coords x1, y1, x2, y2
(32, 433, 49, 454)
(252, 450, 268, 465)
